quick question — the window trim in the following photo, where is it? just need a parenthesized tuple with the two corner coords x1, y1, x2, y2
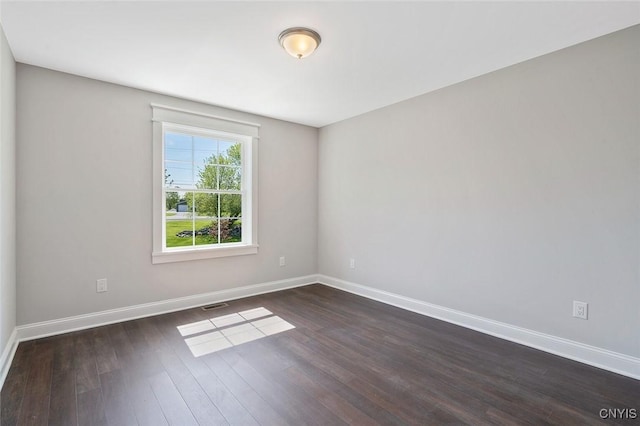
(151, 104, 259, 264)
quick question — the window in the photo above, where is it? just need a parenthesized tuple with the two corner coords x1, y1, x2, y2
(152, 104, 259, 263)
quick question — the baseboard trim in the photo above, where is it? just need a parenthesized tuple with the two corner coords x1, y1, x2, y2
(13, 274, 639, 380)
(0, 328, 19, 390)
(318, 274, 640, 380)
(16, 274, 319, 342)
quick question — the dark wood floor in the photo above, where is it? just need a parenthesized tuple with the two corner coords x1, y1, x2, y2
(1, 284, 638, 425)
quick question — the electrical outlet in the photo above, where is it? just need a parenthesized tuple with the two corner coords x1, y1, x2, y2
(573, 301, 588, 320)
(279, 256, 286, 267)
(349, 258, 355, 269)
(96, 278, 108, 293)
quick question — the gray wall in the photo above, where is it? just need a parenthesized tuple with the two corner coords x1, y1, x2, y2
(16, 65, 318, 325)
(318, 26, 640, 357)
(0, 23, 16, 353)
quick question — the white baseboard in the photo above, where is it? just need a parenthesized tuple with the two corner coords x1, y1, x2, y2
(0, 328, 18, 390)
(318, 274, 640, 380)
(16, 274, 318, 342)
(11, 273, 640, 381)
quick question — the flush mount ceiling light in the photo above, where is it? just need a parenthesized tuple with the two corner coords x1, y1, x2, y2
(278, 27, 321, 59)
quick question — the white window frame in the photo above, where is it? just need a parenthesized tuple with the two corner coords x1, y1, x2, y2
(151, 104, 259, 264)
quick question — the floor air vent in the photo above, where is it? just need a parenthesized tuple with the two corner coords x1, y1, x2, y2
(201, 302, 229, 311)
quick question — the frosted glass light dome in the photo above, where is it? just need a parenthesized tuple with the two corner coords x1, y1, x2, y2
(278, 27, 321, 59)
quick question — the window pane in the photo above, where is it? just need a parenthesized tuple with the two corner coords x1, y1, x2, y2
(165, 133, 193, 188)
(220, 194, 241, 218)
(166, 218, 195, 248)
(222, 219, 242, 244)
(165, 191, 180, 212)
(219, 141, 241, 167)
(164, 146, 191, 162)
(193, 136, 217, 154)
(193, 136, 217, 168)
(194, 215, 218, 246)
(166, 191, 195, 248)
(195, 160, 218, 190)
(165, 132, 192, 150)
(164, 164, 195, 189)
(219, 166, 241, 190)
(193, 193, 218, 218)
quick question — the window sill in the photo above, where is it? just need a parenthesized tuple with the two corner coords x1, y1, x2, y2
(152, 244, 258, 264)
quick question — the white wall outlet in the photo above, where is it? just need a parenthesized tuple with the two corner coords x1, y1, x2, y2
(573, 301, 588, 319)
(96, 278, 108, 293)
(279, 256, 286, 267)
(349, 258, 355, 269)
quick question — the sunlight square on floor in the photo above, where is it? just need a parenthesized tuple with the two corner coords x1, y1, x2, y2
(211, 312, 245, 328)
(184, 330, 224, 346)
(189, 336, 233, 357)
(226, 327, 265, 345)
(177, 307, 295, 357)
(176, 319, 216, 337)
(260, 320, 295, 336)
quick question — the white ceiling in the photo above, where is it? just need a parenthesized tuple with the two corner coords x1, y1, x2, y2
(1, 1, 639, 128)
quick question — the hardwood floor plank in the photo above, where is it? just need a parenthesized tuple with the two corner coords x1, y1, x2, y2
(48, 334, 78, 426)
(203, 353, 288, 426)
(283, 365, 381, 425)
(153, 311, 220, 381)
(1, 284, 638, 425)
(105, 323, 135, 359)
(174, 374, 230, 426)
(16, 341, 53, 426)
(194, 369, 259, 426)
(219, 348, 348, 425)
(77, 388, 106, 426)
(74, 330, 100, 394)
(137, 317, 171, 352)
(157, 350, 229, 425)
(148, 371, 198, 426)
(157, 350, 192, 386)
(122, 320, 153, 354)
(93, 328, 119, 375)
(1, 342, 35, 425)
(118, 351, 169, 426)
(48, 369, 77, 425)
(322, 323, 547, 423)
(122, 375, 168, 426)
(269, 337, 408, 425)
(100, 369, 137, 426)
(286, 328, 441, 424)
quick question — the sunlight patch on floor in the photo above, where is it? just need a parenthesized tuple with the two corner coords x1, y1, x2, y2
(177, 307, 295, 357)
